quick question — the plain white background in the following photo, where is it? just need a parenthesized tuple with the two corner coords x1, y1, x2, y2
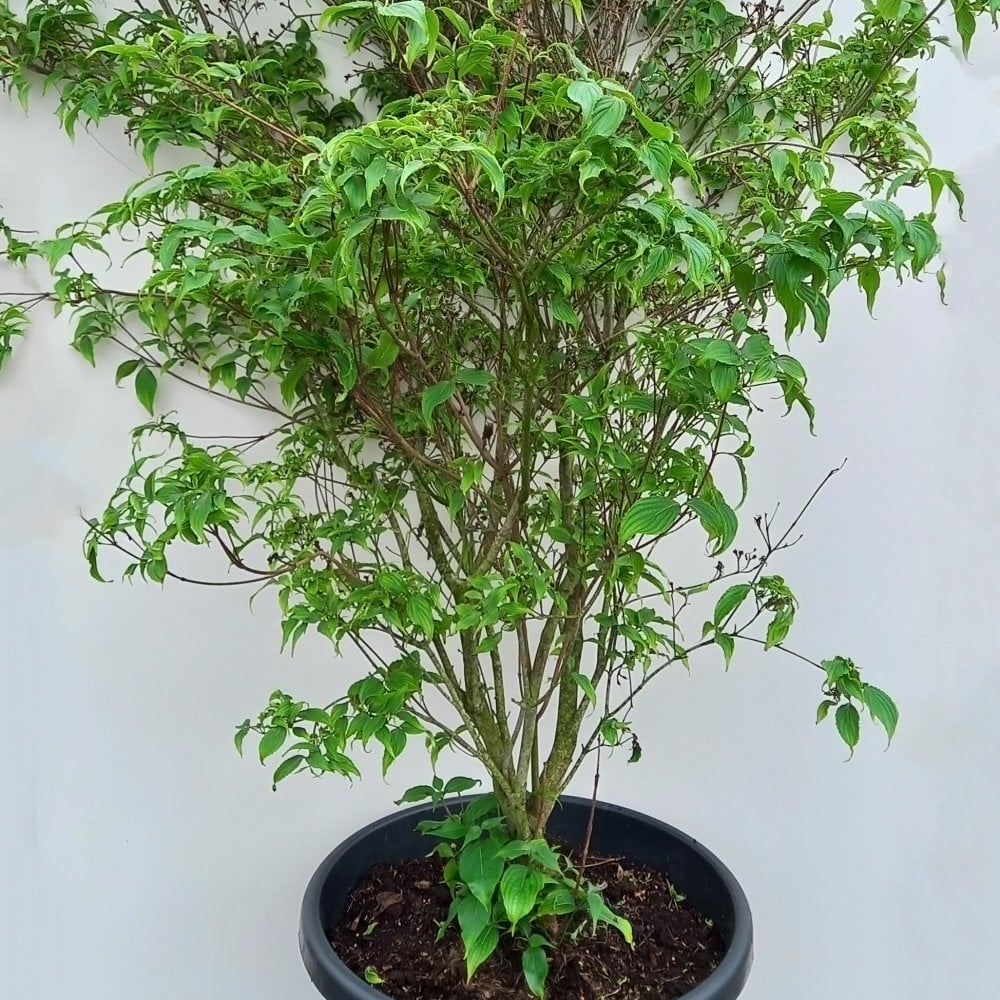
(3, 9, 1000, 1000)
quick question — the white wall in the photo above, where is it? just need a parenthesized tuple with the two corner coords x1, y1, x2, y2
(3, 20, 1000, 1000)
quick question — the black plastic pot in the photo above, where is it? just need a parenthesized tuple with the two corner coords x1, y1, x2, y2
(300, 796, 753, 1000)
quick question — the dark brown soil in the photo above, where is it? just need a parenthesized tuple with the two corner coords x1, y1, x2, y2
(328, 848, 724, 1000)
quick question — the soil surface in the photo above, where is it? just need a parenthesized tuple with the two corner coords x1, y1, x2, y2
(328, 847, 724, 1000)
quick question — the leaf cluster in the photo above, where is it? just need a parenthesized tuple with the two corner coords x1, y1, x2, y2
(414, 794, 631, 995)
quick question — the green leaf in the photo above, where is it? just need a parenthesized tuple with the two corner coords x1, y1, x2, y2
(713, 584, 752, 625)
(522, 946, 549, 999)
(422, 380, 456, 428)
(406, 593, 435, 639)
(798, 284, 830, 339)
(679, 233, 713, 289)
(537, 886, 577, 916)
(326, 749, 362, 779)
(378, 726, 407, 775)
(158, 230, 185, 269)
(863, 685, 899, 743)
(272, 754, 304, 787)
(619, 497, 681, 543)
(499, 863, 545, 926)
(419, 814, 467, 841)
(586, 890, 633, 943)
(770, 147, 790, 184)
(443, 775, 481, 795)
(75, 334, 96, 366)
(230, 224, 268, 245)
(550, 294, 580, 327)
(764, 607, 793, 650)
(367, 332, 399, 371)
(458, 837, 504, 908)
(463, 923, 499, 980)
(876, 0, 904, 18)
(861, 199, 906, 240)
(476, 631, 502, 653)
(470, 147, 505, 202)
(906, 218, 938, 272)
(637, 140, 674, 186)
(364, 157, 388, 203)
(822, 657, 852, 685)
(460, 792, 499, 826)
(699, 339, 741, 365)
(688, 497, 738, 554)
(437, 6, 471, 39)
(936, 266, 948, 304)
(953, 0, 977, 56)
(692, 67, 711, 105)
(714, 632, 735, 668)
(816, 699, 836, 724)
(567, 79, 602, 118)
(839, 675, 864, 701)
(572, 671, 598, 707)
(835, 703, 861, 755)
(258, 726, 287, 763)
(925, 167, 965, 217)
(424, 5, 440, 61)
(585, 96, 627, 138)
(234, 721, 251, 757)
(710, 363, 738, 402)
(395, 783, 436, 804)
(820, 190, 863, 215)
(363, 966, 385, 985)
(298, 708, 334, 727)
(455, 368, 494, 387)
(378, 1, 430, 66)
(456, 892, 490, 946)
(280, 357, 311, 406)
(640, 244, 673, 285)
(499, 839, 562, 870)
(630, 105, 671, 139)
(115, 358, 140, 384)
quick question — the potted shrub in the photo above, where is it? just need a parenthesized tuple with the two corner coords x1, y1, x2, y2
(1, 0, 991, 997)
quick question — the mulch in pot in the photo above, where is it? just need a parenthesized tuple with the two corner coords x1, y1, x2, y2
(328, 847, 724, 1000)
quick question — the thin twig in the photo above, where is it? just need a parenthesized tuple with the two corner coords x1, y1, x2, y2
(576, 743, 602, 885)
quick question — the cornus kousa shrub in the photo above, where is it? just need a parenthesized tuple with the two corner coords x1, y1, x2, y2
(2, 0, 994, 992)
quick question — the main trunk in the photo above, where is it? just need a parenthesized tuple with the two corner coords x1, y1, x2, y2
(494, 783, 558, 841)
